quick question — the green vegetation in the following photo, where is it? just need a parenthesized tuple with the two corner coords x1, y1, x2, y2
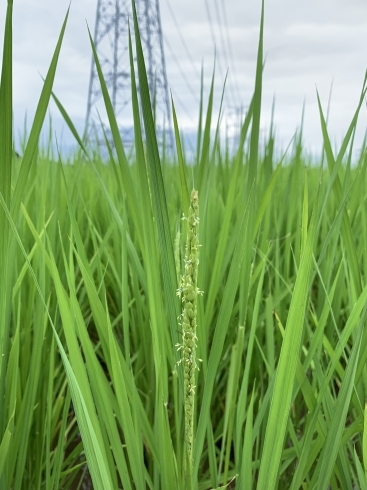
(1, 0, 367, 488)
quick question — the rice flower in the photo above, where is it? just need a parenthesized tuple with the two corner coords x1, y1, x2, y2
(177, 189, 202, 470)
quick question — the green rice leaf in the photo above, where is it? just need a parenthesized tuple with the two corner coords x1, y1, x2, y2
(132, 0, 180, 355)
(256, 180, 319, 490)
(11, 7, 70, 216)
(171, 96, 190, 214)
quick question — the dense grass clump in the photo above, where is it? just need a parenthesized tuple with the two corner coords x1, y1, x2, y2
(1, 1, 367, 489)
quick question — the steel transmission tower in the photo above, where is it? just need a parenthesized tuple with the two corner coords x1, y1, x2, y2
(85, 0, 172, 150)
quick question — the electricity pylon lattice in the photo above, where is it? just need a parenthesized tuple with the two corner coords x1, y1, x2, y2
(85, 0, 172, 151)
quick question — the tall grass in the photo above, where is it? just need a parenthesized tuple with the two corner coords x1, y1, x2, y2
(1, 0, 367, 488)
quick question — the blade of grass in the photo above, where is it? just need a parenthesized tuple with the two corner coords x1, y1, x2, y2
(0, 192, 114, 490)
(316, 75, 367, 300)
(196, 65, 204, 165)
(256, 179, 319, 490)
(0, 0, 14, 446)
(236, 388, 256, 489)
(0, 0, 13, 208)
(51, 89, 89, 157)
(238, 0, 264, 325)
(313, 305, 366, 488)
(197, 65, 215, 195)
(171, 96, 190, 214)
(193, 186, 254, 480)
(86, 23, 144, 251)
(203, 97, 254, 331)
(131, 1, 180, 361)
(11, 7, 70, 216)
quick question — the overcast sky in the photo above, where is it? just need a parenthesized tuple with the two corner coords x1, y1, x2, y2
(1, 0, 366, 156)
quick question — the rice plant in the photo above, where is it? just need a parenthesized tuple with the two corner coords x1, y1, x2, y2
(1, 0, 367, 489)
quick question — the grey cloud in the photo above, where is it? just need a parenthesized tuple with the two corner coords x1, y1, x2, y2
(0, 0, 366, 154)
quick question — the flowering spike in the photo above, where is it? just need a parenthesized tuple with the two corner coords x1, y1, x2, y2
(177, 189, 201, 475)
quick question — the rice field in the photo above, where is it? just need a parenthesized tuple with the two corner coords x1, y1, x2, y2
(1, 1, 367, 489)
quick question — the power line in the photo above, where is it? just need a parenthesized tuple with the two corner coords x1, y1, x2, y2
(171, 89, 197, 124)
(212, 0, 241, 106)
(203, 0, 238, 110)
(163, 33, 200, 105)
(163, 0, 243, 126)
(219, 0, 242, 101)
(163, 0, 200, 79)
